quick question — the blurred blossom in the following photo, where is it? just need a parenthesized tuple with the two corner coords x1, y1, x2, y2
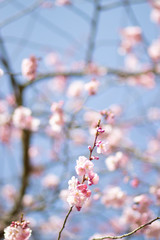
(70, 129, 86, 145)
(67, 81, 84, 98)
(84, 111, 101, 127)
(145, 221, 160, 239)
(84, 78, 99, 95)
(148, 39, 160, 61)
(45, 52, 60, 66)
(133, 194, 152, 212)
(0, 68, 4, 77)
(55, 0, 71, 6)
(21, 56, 38, 81)
(125, 54, 139, 71)
(49, 76, 67, 93)
(119, 26, 142, 54)
(42, 174, 59, 189)
(147, 107, 160, 121)
(2, 184, 16, 202)
(150, 0, 160, 9)
(128, 73, 155, 88)
(22, 194, 34, 207)
(49, 101, 64, 133)
(28, 146, 39, 159)
(105, 152, 128, 171)
(101, 186, 127, 208)
(150, 7, 160, 24)
(12, 106, 40, 131)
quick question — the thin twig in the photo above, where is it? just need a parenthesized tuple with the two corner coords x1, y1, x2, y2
(86, 0, 100, 63)
(21, 66, 158, 89)
(92, 217, 160, 239)
(0, 0, 43, 29)
(57, 206, 73, 240)
(100, 0, 147, 11)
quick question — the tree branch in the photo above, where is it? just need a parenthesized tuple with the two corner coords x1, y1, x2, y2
(57, 206, 73, 240)
(92, 217, 160, 239)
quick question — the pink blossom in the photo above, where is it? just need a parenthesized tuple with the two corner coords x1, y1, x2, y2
(0, 124, 12, 144)
(150, 186, 160, 205)
(107, 126, 123, 147)
(119, 26, 142, 54)
(67, 176, 91, 211)
(21, 56, 37, 81)
(109, 104, 122, 117)
(0, 68, 4, 77)
(101, 186, 127, 208)
(12, 106, 40, 131)
(75, 156, 94, 176)
(100, 109, 115, 123)
(42, 174, 59, 188)
(148, 39, 160, 61)
(133, 194, 151, 213)
(40, 1, 53, 8)
(85, 62, 107, 76)
(147, 138, 160, 155)
(55, 0, 71, 6)
(128, 73, 155, 88)
(50, 76, 67, 93)
(2, 184, 16, 202)
(84, 111, 101, 127)
(28, 146, 39, 159)
(121, 26, 142, 44)
(105, 152, 128, 171)
(118, 39, 133, 55)
(45, 52, 59, 66)
(151, 8, 160, 24)
(147, 107, 160, 121)
(88, 171, 99, 185)
(130, 178, 140, 188)
(67, 81, 84, 98)
(71, 129, 86, 145)
(145, 221, 160, 239)
(4, 221, 32, 240)
(123, 207, 153, 229)
(40, 215, 62, 233)
(22, 194, 34, 207)
(96, 140, 108, 154)
(124, 54, 139, 71)
(149, 0, 160, 9)
(49, 101, 64, 133)
(84, 79, 99, 95)
(51, 101, 64, 112)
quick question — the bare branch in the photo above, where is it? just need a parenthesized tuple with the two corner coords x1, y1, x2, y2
(92, 217, 160, 240)
(0, 0, 43, 29)
(100, 0, 148, 11)
(86, 0, 100, 63)
(57, 206, 73, 240)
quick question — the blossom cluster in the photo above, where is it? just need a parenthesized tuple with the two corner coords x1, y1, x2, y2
(4, 220, 32, 240)
(12, 106, 40, 131)
(21, 56, 37, 81)
(67, 125, 106, 211)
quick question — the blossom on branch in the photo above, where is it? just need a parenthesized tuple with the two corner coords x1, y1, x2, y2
(21, 56, 37, 81)
(4, 220, 32, 240)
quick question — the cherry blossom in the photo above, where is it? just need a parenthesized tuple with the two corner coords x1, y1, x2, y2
(75, 156, 94, 176)
(101, 186, 127, 208)
(67, 176, 91, 211)
(12, 106, 40, 131)
(21, 56, 37, 81)
(84, 78, 99, 95)
(4, 220, 32, 240)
